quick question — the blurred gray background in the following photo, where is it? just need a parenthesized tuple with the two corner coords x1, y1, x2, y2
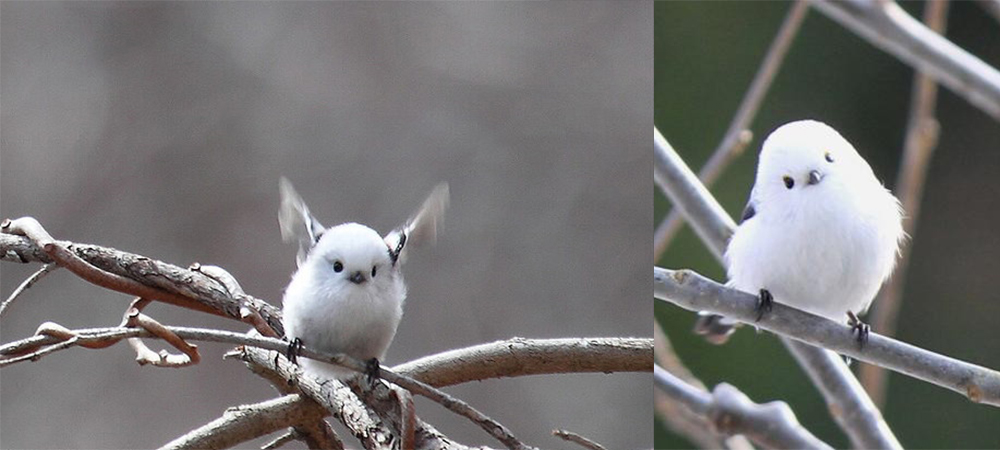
(655, 1, 1000, 448)
(0, 3, 652, 449)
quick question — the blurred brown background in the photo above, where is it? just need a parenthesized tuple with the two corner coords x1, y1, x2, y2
(0, 2, 652, 449)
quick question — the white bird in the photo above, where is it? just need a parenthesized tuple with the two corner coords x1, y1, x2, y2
(279, 177, 449, 379)
(695, 120, 904, 344)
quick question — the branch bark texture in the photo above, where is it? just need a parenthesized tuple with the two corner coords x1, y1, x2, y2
(654, 266, 1000, 408)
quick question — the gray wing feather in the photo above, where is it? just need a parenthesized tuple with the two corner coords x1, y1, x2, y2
(278, 177, 326, 267)
(384, 183, 450, 265)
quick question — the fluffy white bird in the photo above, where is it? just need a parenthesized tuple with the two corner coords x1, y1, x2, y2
(279, 177, 449, 379)
(696, 120, 904, 344)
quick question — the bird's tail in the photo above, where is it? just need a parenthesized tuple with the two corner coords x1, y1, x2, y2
(693, 312, 740, 345)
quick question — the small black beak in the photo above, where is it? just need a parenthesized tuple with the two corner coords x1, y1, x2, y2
(807, 170, 823, 185)
(349, 271, 366, 284)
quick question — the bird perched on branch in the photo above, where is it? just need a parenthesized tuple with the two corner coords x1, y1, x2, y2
(279, 177, 449, 379)
(695, 120, 904, 345)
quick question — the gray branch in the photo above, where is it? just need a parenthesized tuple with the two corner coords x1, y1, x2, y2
(655, 266, 1000, 408)
(812, 0, 1000, 121)
(653, 127, 735, 260)
(655, 364, 832, 450)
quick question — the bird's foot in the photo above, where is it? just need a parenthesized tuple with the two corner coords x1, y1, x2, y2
(847, 310, 869, 349)
(365, 358, 381, 385)
(755, 288, 773, 322)
(286, 337, 303, 365)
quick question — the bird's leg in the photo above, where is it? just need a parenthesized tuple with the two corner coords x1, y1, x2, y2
(846, 310, 870, 348)
(365, 358, 382, 385)
(755, 288, 773, 321)
(286, 337, 303, 365)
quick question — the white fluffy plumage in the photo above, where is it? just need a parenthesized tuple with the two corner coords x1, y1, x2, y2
(697, 120, 904, 342)
(279, 178, 448, 379)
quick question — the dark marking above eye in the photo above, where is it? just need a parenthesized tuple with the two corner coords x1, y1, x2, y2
(783, 176, 794, 189)
(333, 261, 344, 273)
(371, 265, 378, 278)
(825, 152, 834, 163)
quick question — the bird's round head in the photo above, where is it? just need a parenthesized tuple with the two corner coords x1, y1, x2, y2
(755, 120, 876, 198)
(308, 222, 394, 288)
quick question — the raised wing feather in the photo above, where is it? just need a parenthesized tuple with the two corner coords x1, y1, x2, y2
(278, 177, 326, 267)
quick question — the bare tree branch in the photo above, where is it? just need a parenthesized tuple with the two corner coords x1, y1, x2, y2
(812, 0, 1000, 121)
(653, 128, 735, 260)
(392, 337, 651, 386)
(0, 264, 58, 317)
(653, 128, 903, 446)
(655, 0, 808, 260)
(0, 324, 646, 449)
(0, 221, 284, 336)
(860, 0, 949, 408)
(655, 267, 1000, 408)
(780, 340, 901, 449)
(653, 322, 754, 450)
(160, 394, 340, 450)
(655, 364, 832, 450)
(235, 345, 484, 450)
(552, 430, 606, 450)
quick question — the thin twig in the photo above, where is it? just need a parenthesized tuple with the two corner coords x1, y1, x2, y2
(552, 429, 607, 450)
(654, 128, 903, 445)
(812, 0, 1000, 121)
(261, 430, 302, 450)
(0, 220, 284, 335)
(126, 309, 201, 368)
(655, 364, 832, 450)
(860, 0, 949, 409)
(655, 267, 1000, 408)
(0, 263, 58, 318)
(655, 0, 809, 260)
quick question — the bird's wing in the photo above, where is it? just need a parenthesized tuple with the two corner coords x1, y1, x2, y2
(278, 177, 326, 267)
(384, 182, 450, 266)
(739, 189, 758, 223)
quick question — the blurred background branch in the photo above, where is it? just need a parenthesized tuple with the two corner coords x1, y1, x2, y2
(813, 0, 1000, 121)
(860, 0, 949, 409)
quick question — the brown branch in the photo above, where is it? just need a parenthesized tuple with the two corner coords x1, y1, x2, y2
(860, 0, 949, 409)
(159, 394, 341, 450)
(552, 429, 606, 450)
(125, 303, 201, 368)
(1, 217, 284, 336)
(391, 337, 651, 387)
(3, 326, 591, 449)
(235, 345, 481, 450)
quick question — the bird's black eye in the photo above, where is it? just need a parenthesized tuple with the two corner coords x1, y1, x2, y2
(825, 152, 834, 163)
(783, 176, 794, 189)
(371, 265, 378, 278)
(333, 261, 344, 273)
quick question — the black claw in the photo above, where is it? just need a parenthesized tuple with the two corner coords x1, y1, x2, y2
(287, 337, 303, 364)
(847, 311, 870, 349)
(365, 358, 381, 384)
(755, 289, 773, 322)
